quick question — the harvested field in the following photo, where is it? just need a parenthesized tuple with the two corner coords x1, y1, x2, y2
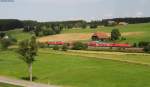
(38, 33, 93, 42)
(38, 32, 144, 42)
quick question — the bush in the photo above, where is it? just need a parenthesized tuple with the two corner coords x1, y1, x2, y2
(111, 29, 121, 41)
(42, 28, 55, 36)
(143, 44, 150, 53)
(8, 35, 17, 44)
(0, 32, 6, 38)
(0, 38, 12, 50)
(138, 41, 150, 48)
(53, 45, 60, 50)
(38, 42, 47, 48)
(62, 44, 68, 51)
(133, 43, 137, 47)
(72, 42, 88, 50)
(121, 37, 126, 41)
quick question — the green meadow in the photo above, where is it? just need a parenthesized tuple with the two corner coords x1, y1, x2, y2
(0, 23, 150, 87)
(0, 50, 150, 87)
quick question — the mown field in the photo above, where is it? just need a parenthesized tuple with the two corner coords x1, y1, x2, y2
(0, 82, 21, 87)
(0, 49, 150, 87)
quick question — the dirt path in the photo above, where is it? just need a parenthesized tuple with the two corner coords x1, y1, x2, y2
(0, 76, 61, 87)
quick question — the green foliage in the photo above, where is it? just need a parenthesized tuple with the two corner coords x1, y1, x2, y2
(42, 28, 55, 36)
(89, 22, 98, 29)
(111, 28, 121, 40)
(23, 26, 35, 33)
(0, 32, 6, 38)
(61, 44, 69, 51)
(143, 44, 150, 53)
(0, 19, 23, 31)
(0, 38, 12, 50)
(34, 26, 41, 36)
(18, 36, 38, 64)
(38, 42, 48, 48)
(8, 34, 18, 43)
(121, 37, 126, 41)
(72, 42, 88, 50)
(53, 45, 60, 50)
(138, 41, 150, 48)
(18, 36, 38, 81)
(133, 43, 137, 47)
(51, 24, 63, 34)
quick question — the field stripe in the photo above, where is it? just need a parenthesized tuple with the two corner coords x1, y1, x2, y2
(39, 49, 150, 66)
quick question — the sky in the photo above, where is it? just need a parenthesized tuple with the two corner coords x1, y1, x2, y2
(0, 0, 150, 22)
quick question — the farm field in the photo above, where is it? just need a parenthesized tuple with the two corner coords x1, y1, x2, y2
(40, 49, 150, 65)
(68, 23, 150, 44)
(0, 50, 150, 87)
(38, 23, 150, 43)
(0, 82, 21, 87)
(4, 23, 150, 44)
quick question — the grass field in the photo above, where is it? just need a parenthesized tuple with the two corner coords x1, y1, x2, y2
(1, 49, 150, 87)
(6, 29, 32, 41)
(62, 23, 150, 43)
(5, 23, 150, 44)
(0, 82, 21, 87)
(1, 23, 150, 87)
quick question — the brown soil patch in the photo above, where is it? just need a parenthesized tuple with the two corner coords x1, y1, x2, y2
(38, 33, 93, 42)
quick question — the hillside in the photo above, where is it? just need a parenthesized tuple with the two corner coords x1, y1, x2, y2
(38, 23, 150, 43)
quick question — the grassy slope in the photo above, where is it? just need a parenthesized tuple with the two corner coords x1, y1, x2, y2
(40, 49, 150, 65)
(0, 82, 21, 87)
(6, 29, 32, 41)
(62, 23, 150, 43)
(1, 50, 150, 87)
(4, 23, 150, 43)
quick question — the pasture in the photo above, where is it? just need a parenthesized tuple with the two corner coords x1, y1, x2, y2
(0, 49, 150, 87)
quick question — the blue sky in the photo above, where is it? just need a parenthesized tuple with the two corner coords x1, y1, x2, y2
(0, 0, 150, 22)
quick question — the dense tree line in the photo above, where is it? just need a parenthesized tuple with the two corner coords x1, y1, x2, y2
(0, 19, 23, 31)
(23, 23, 63, 36)
(41, 20, 87, 29)
(1, 17, 150, 32)
(102, 17, 150, 24)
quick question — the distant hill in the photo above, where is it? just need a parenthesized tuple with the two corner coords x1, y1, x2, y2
(0, 19, 23, 31)
(102, 17, 150, 24)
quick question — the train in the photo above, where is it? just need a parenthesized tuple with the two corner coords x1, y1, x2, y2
(87, 41, 131, 48)
(47, 41, 132, 48)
